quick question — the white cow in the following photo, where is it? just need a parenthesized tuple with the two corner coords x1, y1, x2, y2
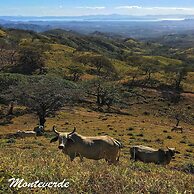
(16, 130, 36, 138)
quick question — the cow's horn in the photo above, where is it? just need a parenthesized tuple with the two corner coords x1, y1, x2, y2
(53, 126, 59, 135)
(69, 127, 76, 135)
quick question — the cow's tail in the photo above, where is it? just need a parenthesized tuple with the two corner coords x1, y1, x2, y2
(113, 139, 123, 162)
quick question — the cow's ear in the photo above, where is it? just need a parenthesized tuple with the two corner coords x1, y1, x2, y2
(50, 136, 58, 143)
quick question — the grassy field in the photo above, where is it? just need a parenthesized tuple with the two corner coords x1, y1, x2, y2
(1, 26, 194, 194)
(0, 104, 194, 193)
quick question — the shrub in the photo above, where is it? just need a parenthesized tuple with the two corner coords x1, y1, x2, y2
(180, 140, 186, 144)
(6, 138, 16, 144)
(137, 133, 144, 137)
(180, 163, 194, 175)
(188, 143, 194, 147)
(127, 127, 134, 131)
(143, 111, 150, 115)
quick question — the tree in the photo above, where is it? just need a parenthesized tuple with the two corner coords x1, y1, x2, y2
(12, 42, 50, 75)
(127, 56, 161, 85)
(139, 60, 161, 82)
(160, 104, 194, 127)
(126, 68, 144, 86)
(68, 63, 85, 82)
(164, 64, 189, 91)
(0, 73, 27, 103)
(82, 78, 122, 110)
(0, 39, 18, 71)
(0, 73, 28, 122)
(12, 47, 45, 75)
(8, 76, 77, 127)
(74, 54, 117, 79)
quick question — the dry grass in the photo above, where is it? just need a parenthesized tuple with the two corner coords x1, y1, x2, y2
(0, 29, 6, 37)
(184, 72, 194, 92)
(0, 142, 194, 193)
(0, 105, 194, 193)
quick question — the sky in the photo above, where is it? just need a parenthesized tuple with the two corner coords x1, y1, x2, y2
(0, 0, 194, 16)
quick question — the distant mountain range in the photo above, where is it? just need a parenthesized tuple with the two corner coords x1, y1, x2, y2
(1, 14, 194, 39)
(1, 14, 194, 22)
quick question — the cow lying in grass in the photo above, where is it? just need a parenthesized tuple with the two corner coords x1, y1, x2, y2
(5, 127, 41, 139)
(13, 125, 44, 138)
(15, 130, 36, 138)
(130, 145, 176, 165)
(50, 126, 123, 164)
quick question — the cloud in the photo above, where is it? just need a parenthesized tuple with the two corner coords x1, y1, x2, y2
(115, 6, 142, 9)
(115, 6, 193, 11)
(77, 6, 105, 10)
(148, 7, 193, 11)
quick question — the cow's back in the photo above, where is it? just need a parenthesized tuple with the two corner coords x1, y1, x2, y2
(130, 145, 163, 164)
(16, 131, 36, 138)
(67, 134, 120, 160)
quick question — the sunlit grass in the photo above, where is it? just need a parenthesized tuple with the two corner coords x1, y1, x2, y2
(0, 106, 194, 193)
(0, 143, 193, 194)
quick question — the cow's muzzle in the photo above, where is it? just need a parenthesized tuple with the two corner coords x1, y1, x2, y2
(58, 145, 64, 149)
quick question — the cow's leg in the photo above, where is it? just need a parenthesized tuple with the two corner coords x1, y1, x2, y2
(105, 157, 111, 164)
(111, 159, 118, 165)
(131, 155, 138, 161)
(130, 148, 136, 161)
(69, 154, 75, 162)
(108, 159, 117, 165)
(79, 155, 84, 162)
(113, 156, 119, 165)
(130, 155, 136, 161)
(95, 160, 100, 165)
(107, 155, 118, 165)
(105, 155, 111, 164)
(106, 158, 112, 165)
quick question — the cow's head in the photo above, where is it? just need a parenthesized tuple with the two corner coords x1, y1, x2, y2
(167, 147, 176, 158)
(50, 126, 76, 149)
(164, 147, 176, 164)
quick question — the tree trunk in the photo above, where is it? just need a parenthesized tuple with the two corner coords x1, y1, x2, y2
(73, 73, 77, 81)
(97, 94, 101, 107)
(7, 101, 14, 115)
(176, 118, 180, 127)
(39, 114, 46, 127)
(96, 85, 101, 106)
(175, 77, 181, 90)
(131, 76, 136, 85)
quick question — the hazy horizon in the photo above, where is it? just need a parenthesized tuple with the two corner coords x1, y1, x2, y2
(1, 0, 194, 16)
(0, 14, 193, 22)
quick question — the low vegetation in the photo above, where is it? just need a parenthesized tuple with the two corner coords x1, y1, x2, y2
(0, 27, 194, 193)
